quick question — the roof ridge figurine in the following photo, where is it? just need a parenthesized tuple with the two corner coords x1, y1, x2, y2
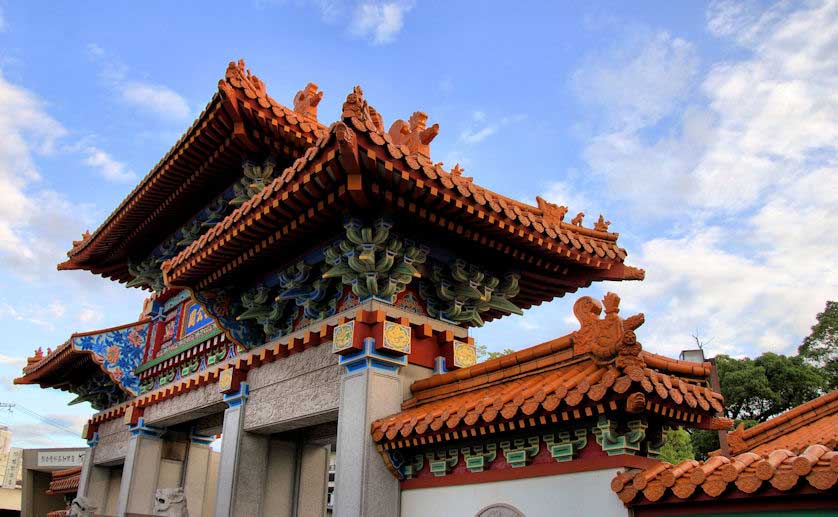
(388, 111, 439, 158)
(572, 292, 646, 376)
(293, 82, 323, 120)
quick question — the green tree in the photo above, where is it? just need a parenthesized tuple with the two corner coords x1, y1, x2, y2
(658, 428, 694, 464)
(475, 344, 516, 362)
(714, 353, 827, 421)
(798, 301, 838, 389)
(690, 419, 758, 460)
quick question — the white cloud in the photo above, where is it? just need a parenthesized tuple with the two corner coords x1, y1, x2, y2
(460, 125, 497, 144)
(82, 146, 135, 182)
(78, 306, 104, 326)
(459, 113, 526, 145)
(350, 1, 413, 44)
(0, 303, 55, 330)
(119, 81, 190, 121)
(0, 354, 23, 368)
(540, 180, 595, 219)
(88, 45, 190, 121)
(573, 30, 699, 130)
(572, 0, 838, 358)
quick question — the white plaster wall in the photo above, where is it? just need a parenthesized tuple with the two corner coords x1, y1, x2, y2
(400, 470, 628, 517)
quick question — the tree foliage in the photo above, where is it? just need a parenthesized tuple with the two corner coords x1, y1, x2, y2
(690, 419, 758, 461)
(798, 301, 838, 389)
(475, 344, 517, 362)
(658, 428, 694, 464)
(715, 353, 827, 421)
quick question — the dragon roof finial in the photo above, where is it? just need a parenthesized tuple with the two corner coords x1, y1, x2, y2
(342, 86, 384, 133)
(572, 293, 646, 375)
(388, 111, 439, 158)
(293, 82, 323, 120)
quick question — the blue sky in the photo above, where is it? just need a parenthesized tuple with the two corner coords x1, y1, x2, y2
(0, 1, 835, 448)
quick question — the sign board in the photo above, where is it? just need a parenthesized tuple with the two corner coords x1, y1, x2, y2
(1, 448, 21, 488)
(37, 450, 85, 468)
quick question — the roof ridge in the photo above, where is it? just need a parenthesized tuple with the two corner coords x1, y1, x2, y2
(62, 58, 327, 270)
(410, 334, 574, 394)
(728, 390, 838, 453)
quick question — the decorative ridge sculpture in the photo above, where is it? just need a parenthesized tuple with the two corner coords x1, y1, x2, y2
(388, 111, 439, 158)
(572, 292, 646, 376)
(293, 82, 323, 120)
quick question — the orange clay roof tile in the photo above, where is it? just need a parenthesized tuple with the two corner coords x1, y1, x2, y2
(371, 332, 727, 447)
(614, 444, 838, 504)
(46, 466, 81, 495)
(63, 60, 326, 275)
(726, 390, 838, 455)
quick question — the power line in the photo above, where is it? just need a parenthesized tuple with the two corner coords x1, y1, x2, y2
(0, 403, 79, 437)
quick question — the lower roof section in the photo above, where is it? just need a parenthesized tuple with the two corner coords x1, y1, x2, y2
(726, 390, 838, 455)
(15, 320, 150, 409)
(372, 292, 729, 451)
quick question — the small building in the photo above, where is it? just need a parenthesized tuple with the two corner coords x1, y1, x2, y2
(45, 467, 81, 517)
(19, 448, 85, 517)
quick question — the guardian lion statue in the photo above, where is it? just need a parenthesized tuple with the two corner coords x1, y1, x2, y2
(67, 496, 96, 517)
(154, 487, 188, 517)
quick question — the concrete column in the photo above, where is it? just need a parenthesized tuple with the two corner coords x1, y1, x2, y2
(183, 433, 213, 517)
(116, 418, 165, 516)
(333, 338, 407, 517)
(214, 382, 270, 517)
(76, 433, 96, 496)
(296, 444, 330, 517)
(262, 439, 296, 517)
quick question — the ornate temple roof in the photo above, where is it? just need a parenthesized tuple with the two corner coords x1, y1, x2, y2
(726, 390, 838, 455)
(612, 391, 838, 506)
(58, 60, 327, 284)
(371, 293, 729, 451)
(14, 320, 150, 409)
(161, 83, 643, 314)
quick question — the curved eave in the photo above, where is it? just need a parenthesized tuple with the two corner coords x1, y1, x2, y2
(60, 60, 327, 284)
(15, 320, 150, 398)
(162, 122, 644, 317)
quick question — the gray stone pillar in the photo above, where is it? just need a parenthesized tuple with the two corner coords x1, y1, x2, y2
(116, 418, 165, 516)
(333, 337, 406, 517)
(183, 433, 214, 517)
(296, 444, 330, 517)
(77, 432, 111, 512)
(76, 433, 96, 496)
(214, 382, 270, 517)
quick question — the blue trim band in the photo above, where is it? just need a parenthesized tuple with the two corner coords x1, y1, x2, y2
(338, 337, 407, 374)
(129, 417, 165, 438)
(223, 382, 250, 408)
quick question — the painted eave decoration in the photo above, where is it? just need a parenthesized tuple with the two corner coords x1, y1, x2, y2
(14, 320, 150, 409)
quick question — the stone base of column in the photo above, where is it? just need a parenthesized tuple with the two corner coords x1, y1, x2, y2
(116, 418, 165, 516)
(334, 367, 403, 517)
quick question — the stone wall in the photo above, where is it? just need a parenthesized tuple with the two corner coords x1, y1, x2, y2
(94, 419, 130, 466)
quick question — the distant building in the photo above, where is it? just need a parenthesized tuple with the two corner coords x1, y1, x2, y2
(0, 427, 22, 516)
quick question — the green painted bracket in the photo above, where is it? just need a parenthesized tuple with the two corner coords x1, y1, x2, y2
(544, 429, 587, 462)
(427, 448, 459, 477)
(461, 443, 497, 473)
(500, 437, 540, 468)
